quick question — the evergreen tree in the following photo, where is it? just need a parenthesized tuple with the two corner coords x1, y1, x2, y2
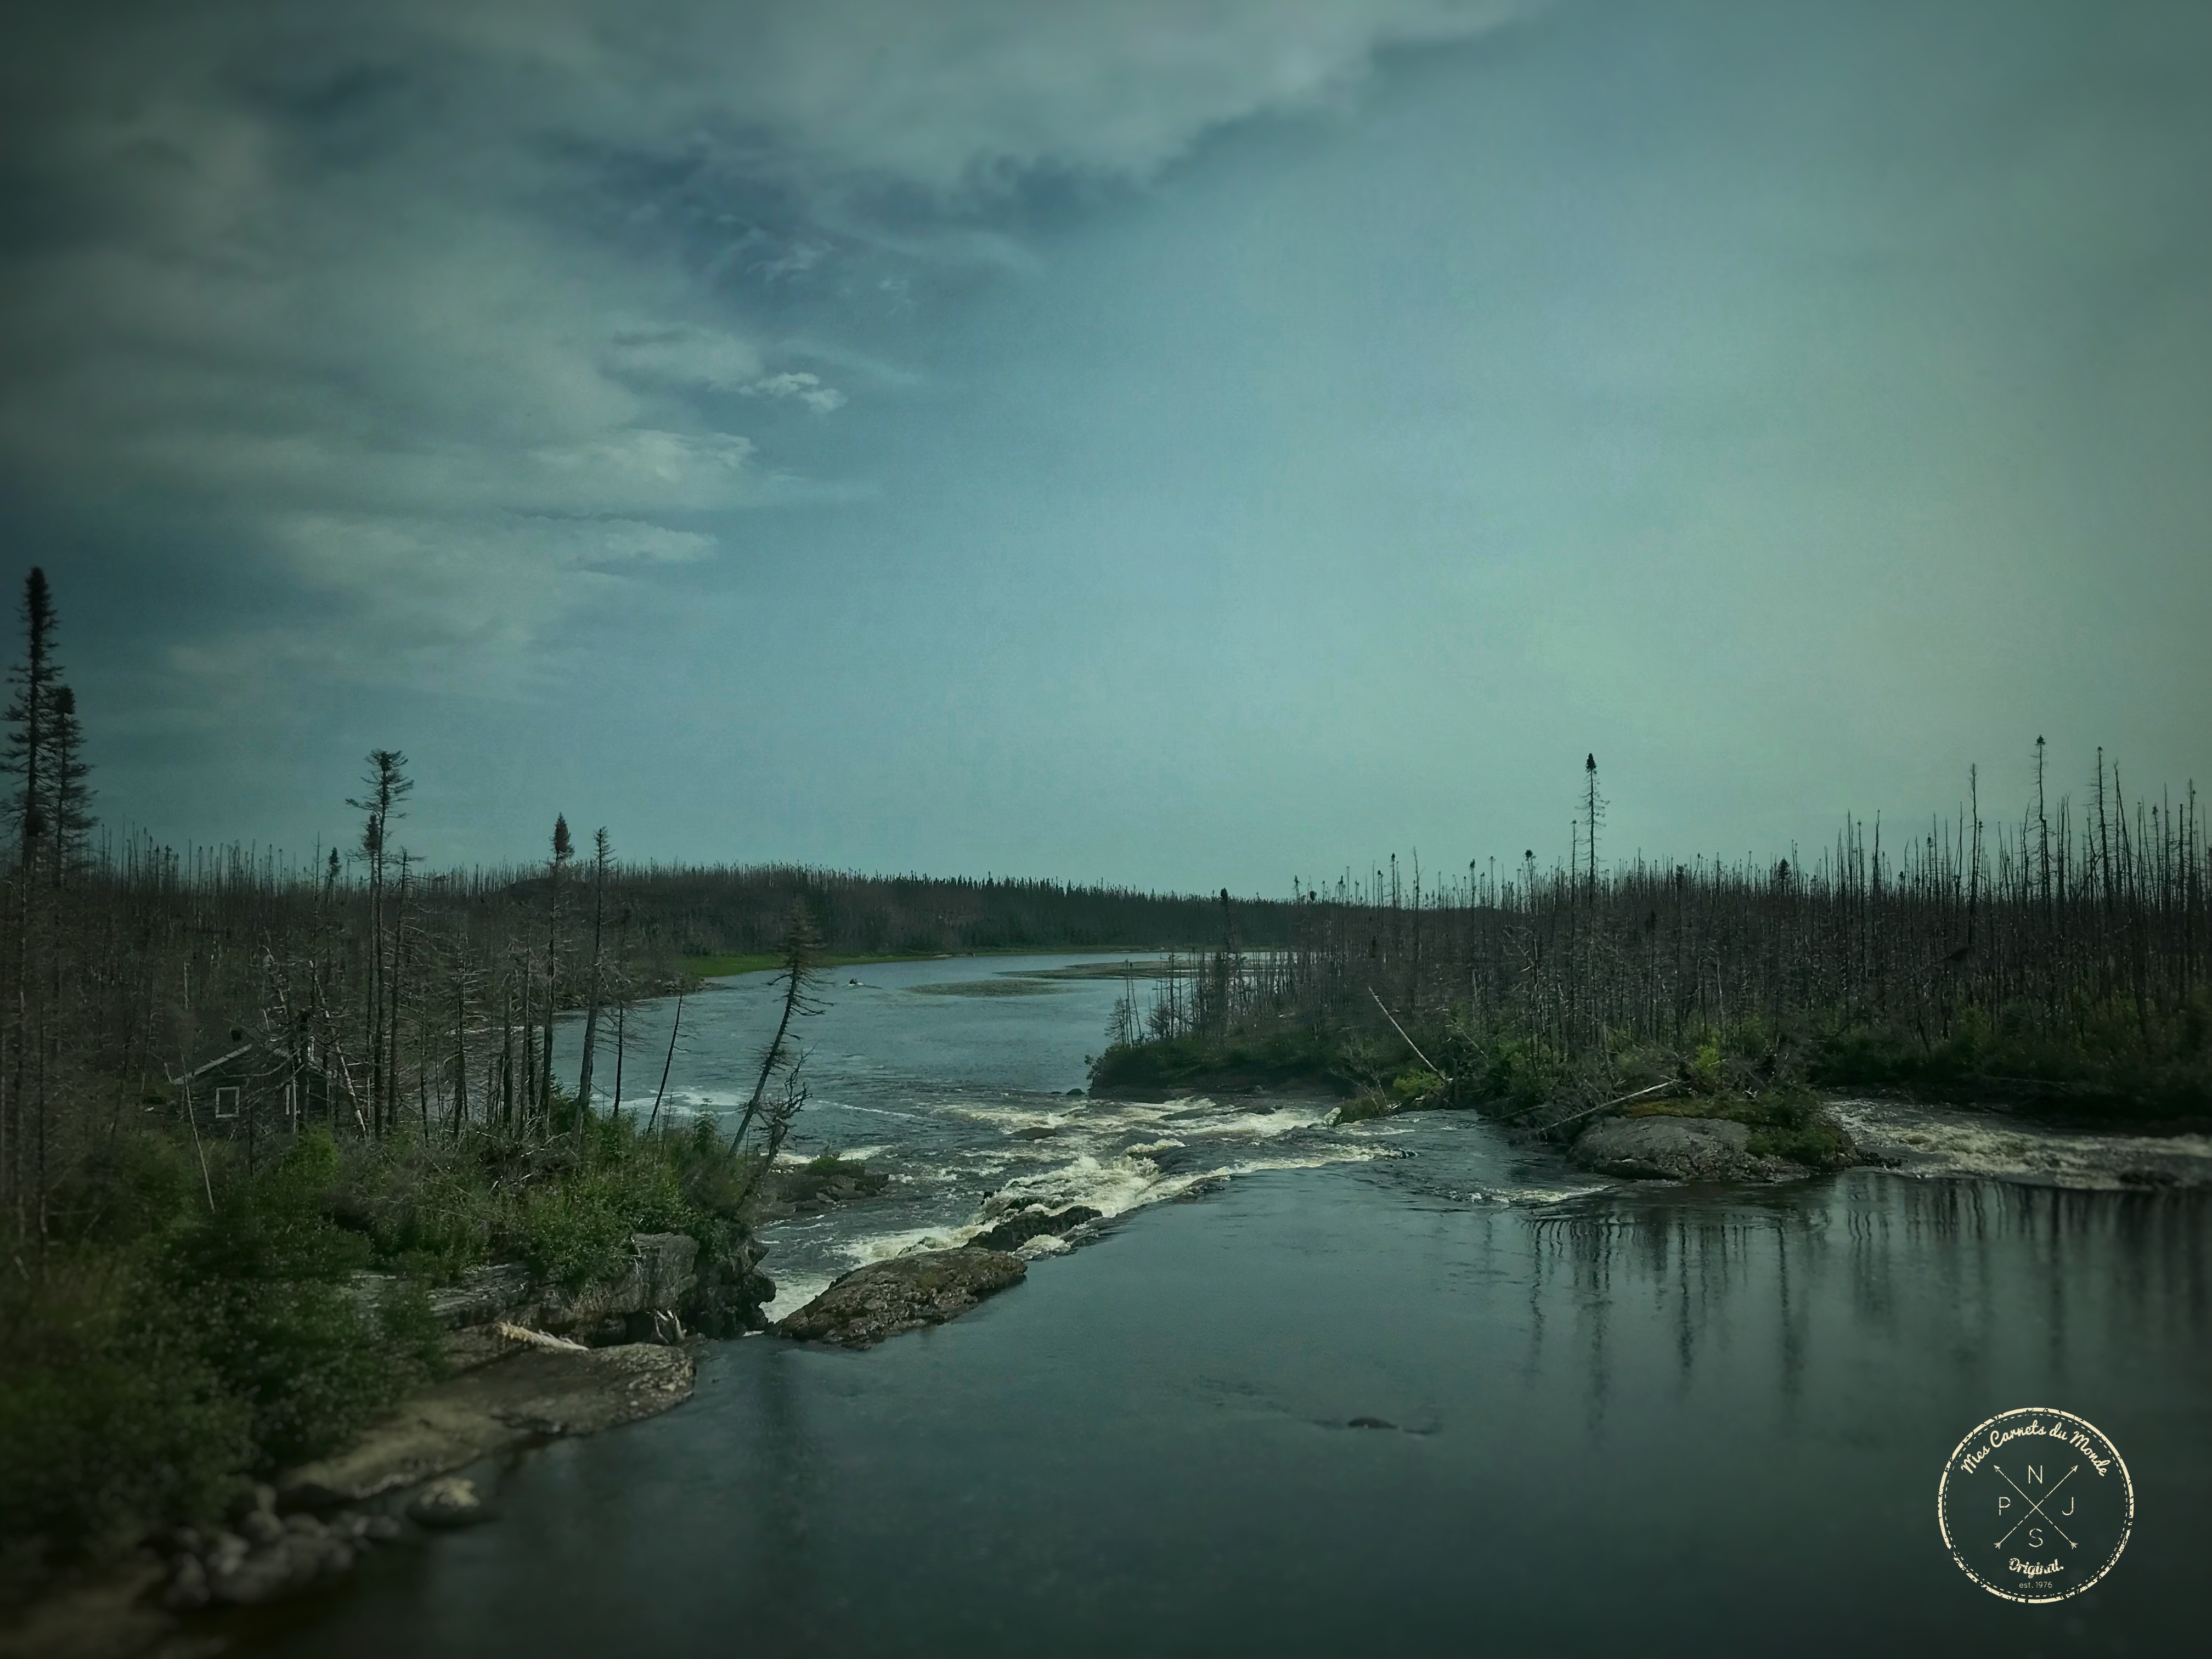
(2, 569, 60, 871)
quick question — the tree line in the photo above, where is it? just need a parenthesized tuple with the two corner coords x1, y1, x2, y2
(0, 569, 1305, 1252)
(1120, 752, 2212, 1116)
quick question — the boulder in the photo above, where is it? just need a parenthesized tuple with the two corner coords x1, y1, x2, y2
(969, 1204, 1101, 1254)
(166, 1503, 376, 1611)
(685, 1234, 776, 1339)
(1571, 1114, 1806, 1182)
(778, 1248, 1025, 1348)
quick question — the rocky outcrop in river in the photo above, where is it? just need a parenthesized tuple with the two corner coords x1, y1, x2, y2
(1571, 1115, 1815, 1182)
(778, 1248, 1025, 1347)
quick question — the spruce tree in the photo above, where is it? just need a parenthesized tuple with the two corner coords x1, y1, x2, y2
(3, 569, 60, 871)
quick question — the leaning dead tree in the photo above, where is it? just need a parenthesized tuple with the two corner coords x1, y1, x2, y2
(729, 905, 823, 1204)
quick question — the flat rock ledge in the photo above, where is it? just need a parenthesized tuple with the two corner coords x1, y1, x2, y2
(279, 1341, 695, 1506)
(1571, 1115, 1812, 1183)
(778, 1248, 1025, 1348)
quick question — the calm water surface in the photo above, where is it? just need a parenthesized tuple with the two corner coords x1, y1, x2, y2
(241, 957, 2207, 1657)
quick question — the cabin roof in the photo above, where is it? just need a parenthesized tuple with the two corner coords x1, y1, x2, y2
(170, 1037, 331, 1087)
(182, 1043, 257, 1081)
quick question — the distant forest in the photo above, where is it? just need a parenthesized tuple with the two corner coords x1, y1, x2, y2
(0, 566, 1294, 1242)
(588, 864, 1296, 963)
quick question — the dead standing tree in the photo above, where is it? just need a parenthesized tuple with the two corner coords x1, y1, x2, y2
(540, 815, 572, 1128)
(574, 827, 611, 1122)
(730, 904, 823, 1207)
(346, 751, 411, 1136)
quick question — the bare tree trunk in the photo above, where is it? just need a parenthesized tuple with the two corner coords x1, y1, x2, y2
(575, 830, 610, 1122)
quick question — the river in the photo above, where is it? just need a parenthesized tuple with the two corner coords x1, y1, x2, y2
(241, 953, 2208, 1657)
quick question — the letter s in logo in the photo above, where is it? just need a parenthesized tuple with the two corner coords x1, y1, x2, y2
(2028, 1528, 2042, 1548)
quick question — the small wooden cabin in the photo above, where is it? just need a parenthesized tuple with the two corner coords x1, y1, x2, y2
(173, 1032, 338, 1141)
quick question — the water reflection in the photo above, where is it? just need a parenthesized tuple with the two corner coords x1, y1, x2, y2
(1521, 1176, 2207, 1431)
(240, 1160, 2207, 1658)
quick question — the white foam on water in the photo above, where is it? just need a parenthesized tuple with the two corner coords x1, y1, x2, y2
(1477, 1181, 1613, 1206)
(761, 1273, 839, 1322)
(1830, 1097, 2212, 1189)
(761, 1137, 1386, 1322)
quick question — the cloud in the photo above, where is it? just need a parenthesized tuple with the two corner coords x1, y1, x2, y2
(736, 373, 848, 414)
(605, 324, 767, 392)
(0, 0, 1525, 711)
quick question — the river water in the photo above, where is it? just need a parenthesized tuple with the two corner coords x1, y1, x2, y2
(247, 955, 2207, 1657)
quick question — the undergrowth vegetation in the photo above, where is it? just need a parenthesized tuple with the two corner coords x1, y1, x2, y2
(1, 1109, 774, 1594)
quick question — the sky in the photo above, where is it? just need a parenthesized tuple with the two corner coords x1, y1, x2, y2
(3, 0, 2208, 893)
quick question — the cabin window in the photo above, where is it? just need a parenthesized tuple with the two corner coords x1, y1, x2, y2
(213, 1086, 241, 1120)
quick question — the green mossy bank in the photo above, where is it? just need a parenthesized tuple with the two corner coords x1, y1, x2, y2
(0, 1110, 776, 1609)
(1089, 1002, 2212, 1165)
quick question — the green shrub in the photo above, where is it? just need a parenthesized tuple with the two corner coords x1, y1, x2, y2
(4, 1113, 765, 1581)
(514, 1181, 637, 1289)
(1389, 1066, 1447, 1105)
(0, 1268, 250, 1573)
(156, 1133, 445, 1470)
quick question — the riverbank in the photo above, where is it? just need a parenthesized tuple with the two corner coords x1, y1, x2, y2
(0, 1107, 786, 1641)
(224, 1141, 2212, 1659)
(1092, 1012, 2212, 1154)
(0, 1336, 703, 1659)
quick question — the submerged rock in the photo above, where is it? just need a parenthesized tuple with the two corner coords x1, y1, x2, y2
(778, 1248, 1025, 1348)
(968, 1204, 1102, 1253)
(1572, 1115, 1809, 1182)
(408, 1476, 492, 1528)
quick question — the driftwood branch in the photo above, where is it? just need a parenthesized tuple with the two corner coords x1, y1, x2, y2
(1513, 1077, 1680, 1130)
(1367, 989, 1449, 1085)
